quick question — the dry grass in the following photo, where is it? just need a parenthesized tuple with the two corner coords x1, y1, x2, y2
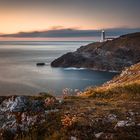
(80, 63, 140, 100)
(1, 63, 140, 140)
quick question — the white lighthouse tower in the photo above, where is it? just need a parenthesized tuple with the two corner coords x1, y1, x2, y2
(100, 30, 105, 42)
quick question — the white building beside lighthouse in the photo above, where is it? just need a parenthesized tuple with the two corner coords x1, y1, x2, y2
(100, 30, 114, 42)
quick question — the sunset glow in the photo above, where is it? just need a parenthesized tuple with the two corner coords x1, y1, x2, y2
(0, 0, 140, 34)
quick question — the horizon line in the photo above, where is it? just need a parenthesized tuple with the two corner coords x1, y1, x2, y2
(1, 27, 140, 35)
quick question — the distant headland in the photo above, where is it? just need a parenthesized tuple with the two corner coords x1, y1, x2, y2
(51, 32, 140, 72)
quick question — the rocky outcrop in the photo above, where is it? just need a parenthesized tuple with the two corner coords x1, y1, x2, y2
(36, 63, 46, 66)
(51, 32, 140, 72)
(0, 94, 59, 138)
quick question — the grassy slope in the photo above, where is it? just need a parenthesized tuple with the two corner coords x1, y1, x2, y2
(57, 63, 140, 139)
(4, 63, 140, 140)
(81, 62, 140, 100)
(26, 63, 140, 140)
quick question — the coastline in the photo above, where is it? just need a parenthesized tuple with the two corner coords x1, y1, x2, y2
(51, 32, 140, 72)
(0, 62, 140, 139)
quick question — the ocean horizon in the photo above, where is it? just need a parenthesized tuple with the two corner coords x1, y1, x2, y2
(0, 41, 117, 96)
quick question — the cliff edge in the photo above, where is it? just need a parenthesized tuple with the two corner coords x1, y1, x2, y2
(51, 32, 140, 72)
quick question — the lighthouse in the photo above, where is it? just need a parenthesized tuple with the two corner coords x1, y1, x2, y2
(100, 30, 105, 42)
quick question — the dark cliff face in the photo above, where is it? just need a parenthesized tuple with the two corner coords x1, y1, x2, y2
(51, 32, 140, 71)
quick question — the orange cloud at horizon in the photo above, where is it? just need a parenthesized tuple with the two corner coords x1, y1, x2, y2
(0, 8, 98, 34)
(0, 0, 139, 34)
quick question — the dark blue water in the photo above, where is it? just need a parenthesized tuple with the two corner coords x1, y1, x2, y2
(0, 41, 117, 96)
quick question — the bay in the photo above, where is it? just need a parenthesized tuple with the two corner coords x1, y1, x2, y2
(0, 41, 117, 96)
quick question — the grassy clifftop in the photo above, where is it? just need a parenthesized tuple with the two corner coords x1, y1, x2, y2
(80, 62, 140, 100)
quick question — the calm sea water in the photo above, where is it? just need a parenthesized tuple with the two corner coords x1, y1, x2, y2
(0, 41, 117, 96)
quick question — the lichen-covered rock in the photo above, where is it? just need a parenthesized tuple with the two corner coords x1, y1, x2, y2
(10, 96, 29, 112)
(107, 114, 117, 122)
(0, 95, 57, 136)
(0, 96, 29, 112)
(95, 132, 104, 138)
(115, 120, 135, 128)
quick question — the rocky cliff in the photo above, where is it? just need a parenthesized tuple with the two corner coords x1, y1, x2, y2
(51, 32, 140, 72)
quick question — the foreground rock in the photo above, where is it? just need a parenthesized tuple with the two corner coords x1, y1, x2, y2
(51, 32, 140, 72)
(0, 94, 59, 139)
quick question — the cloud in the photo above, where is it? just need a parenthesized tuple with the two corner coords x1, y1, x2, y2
(0, 28, 140, 38)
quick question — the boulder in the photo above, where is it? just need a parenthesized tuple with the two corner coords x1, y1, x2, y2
(36, 63, 45, 66)
(9, 96, 29, 112)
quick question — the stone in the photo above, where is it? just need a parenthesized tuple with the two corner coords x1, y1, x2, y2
(0, 95, 58, 137)
(31, 100, 44, 112)
(0, 114, 4, 120)
(115, 120, 135, 128)
(70, 136, 77, 140)
(45, 109, 59, 114)
(95, 132, 104, 138)
(9, 96, 29, 112)
(125, 122, 135, 126)
(107, 114, 117, 122)
(36, 63, 45, 66)
(137, 123, 140, 126)
(115, 120, 128, 127)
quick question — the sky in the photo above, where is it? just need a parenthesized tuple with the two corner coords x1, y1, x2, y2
(0, 0, 140, 35)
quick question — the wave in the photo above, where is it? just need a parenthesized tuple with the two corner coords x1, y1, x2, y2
(64, 67, 86, 70)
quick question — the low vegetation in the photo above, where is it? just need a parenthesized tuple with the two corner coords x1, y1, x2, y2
(0, 63, 140, 140)
(81, 63, 140, 100)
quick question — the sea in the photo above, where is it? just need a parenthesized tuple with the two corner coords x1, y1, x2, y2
(0, 41, 117, 96)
